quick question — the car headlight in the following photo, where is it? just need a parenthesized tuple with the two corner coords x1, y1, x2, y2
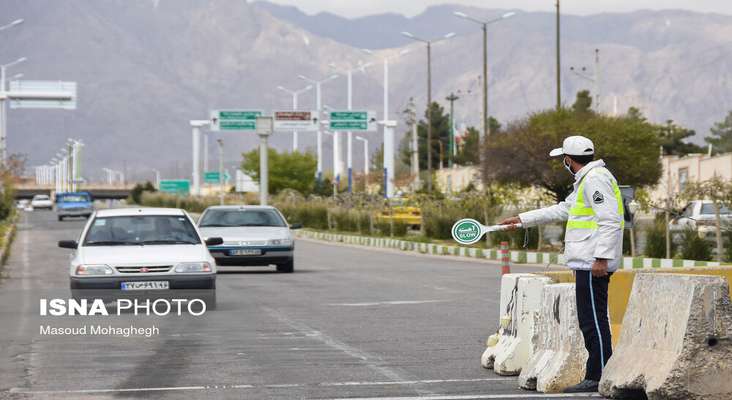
(75, 264, 114, 276)
(268, 238, 293, 246)
(174, 262, 212, 273)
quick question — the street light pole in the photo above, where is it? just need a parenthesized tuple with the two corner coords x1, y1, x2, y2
(445, 92, 459, 168)
(361, 48, 409, 198)
(556, 0, 562, 109)
(256, 116, 273, 206)
(276, 84, 313, 152)
(453, 11, 515, 142)
(0, 56, 27, 166)
(356, 136, 369, 191)
(401, 32, 455, 193)
(298, 74, 339, 183)
(217, 138, 224, 205)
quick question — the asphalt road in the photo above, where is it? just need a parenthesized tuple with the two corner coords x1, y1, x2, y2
(0, 211, 600, 400)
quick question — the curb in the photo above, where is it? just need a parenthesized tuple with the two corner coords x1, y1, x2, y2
(295, 230, 724, 269)
(0, 214, 18, 266)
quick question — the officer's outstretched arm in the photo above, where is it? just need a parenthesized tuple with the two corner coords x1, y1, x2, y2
(585, 174, 622, 260)
(518, 200, 571, 227)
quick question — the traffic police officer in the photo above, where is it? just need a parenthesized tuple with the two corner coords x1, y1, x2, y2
(500, 135, 623, 393)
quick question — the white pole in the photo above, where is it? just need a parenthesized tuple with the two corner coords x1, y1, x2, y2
(0, 65, 6, 167)
(218, 139, 224, 205)
(192, 125, 201, 196)
(347, 69, 353, 193)
(316, 83, 323, 181)
(203, 132, 209, 172)
(333, 130, 340, 187)
(259, 135, 268, 206)
(293, 92, 299, 152)
(383, 57, 395, 198)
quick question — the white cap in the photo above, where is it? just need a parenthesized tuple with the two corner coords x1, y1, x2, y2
(549, 135, 595, 157)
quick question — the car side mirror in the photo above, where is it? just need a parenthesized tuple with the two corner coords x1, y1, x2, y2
(289, 223, 303, 230)
(205, 237, 224, 246)
(58, 240, 78, 249)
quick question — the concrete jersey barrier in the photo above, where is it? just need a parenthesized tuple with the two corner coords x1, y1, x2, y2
(518, 283, 588, 393)
(481, 274, 552, 375)
(600, 273, 732, 400)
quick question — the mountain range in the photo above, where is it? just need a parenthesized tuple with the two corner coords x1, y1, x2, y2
(3, 0, 732, 181)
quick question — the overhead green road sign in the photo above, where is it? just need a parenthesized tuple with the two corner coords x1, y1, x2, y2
(210, 110, 262, 131)
(328, 110, 377, 132)
(330, 121, 369, 130)
(331, 111, 368, 121)
(204, 171, 220, 183)
(159, 179, 190, 195)
(204, 171, 231, 183)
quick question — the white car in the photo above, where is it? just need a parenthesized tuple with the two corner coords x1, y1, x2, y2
(30, 194, 53, 210)
(197, 205, 301, 273)
(670, 200, 732, 239)
(58, 207, 223, 307)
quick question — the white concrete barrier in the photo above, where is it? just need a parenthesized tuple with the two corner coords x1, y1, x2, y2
(518, 283, 588, 393)
(481, 274, 552, 375)
(600, 273, 732, 400)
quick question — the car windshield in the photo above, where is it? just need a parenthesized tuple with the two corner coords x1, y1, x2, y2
(34, 195, 49, 200)
(199, 209, 286, 227)
(700, 204, 731, 215)
(58, 195, 90, 202)
(83, 215, 200, 246)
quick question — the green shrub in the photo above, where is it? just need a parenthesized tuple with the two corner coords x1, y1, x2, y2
(679, 229, 712, 261)
(0, 176, 15, 222)
(644, 219, 675, 258)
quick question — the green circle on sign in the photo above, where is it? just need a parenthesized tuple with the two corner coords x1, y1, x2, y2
(451, 218, 483, 245)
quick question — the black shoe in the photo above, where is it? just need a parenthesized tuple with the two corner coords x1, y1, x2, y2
(563, 379, 599, 393)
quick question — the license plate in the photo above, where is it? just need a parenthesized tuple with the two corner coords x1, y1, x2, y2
(121, 281, 169, 291)
(230, 249, 262, 256)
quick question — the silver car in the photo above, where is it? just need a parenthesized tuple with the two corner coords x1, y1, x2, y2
(198, 205, 301, 273)
(58, 207, 223, 307)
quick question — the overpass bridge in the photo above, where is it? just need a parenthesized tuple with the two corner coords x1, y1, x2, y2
(14, 184, 134, 200)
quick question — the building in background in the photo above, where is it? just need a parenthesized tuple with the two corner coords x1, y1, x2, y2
(651, 152, 732, 205)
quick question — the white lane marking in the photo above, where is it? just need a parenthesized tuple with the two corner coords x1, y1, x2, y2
(318, 378, 514, 387)
(328, 300, 447, 307)
(11, 385, 208, 394)
(9, 377, 515, 395)
(322, 394, 602, 400)
(263, 307, 421, 389)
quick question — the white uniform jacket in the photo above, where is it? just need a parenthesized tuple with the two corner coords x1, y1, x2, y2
(518, 159, 624, 272)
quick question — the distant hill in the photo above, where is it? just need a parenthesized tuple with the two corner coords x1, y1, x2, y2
(4, 0, 732, 181)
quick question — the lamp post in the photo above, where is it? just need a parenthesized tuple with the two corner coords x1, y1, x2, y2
(328, 61, 372, 193)
(0, 19, 23, 32)
(256, 116, 273, 206)
(401, 31, 455, 192)
(445, 92, 459, 168)
(453, 10, 515, 141)
(556, 0, 561, 109)
(298, 73, 339, 182)
(323, 130, 338, 197)
(355, 136, 369, 191)
(217, 138, 224, 205)
(276, 84, 313, 152)
(0, 56, 27, 166)
(361, 48, 409, 198)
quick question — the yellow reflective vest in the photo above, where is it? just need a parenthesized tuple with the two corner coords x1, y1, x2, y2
(519, 159, 624, 271)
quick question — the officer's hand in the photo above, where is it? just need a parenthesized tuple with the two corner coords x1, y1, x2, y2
(592, 259, 609, 277)
(499, 216, 521, 227)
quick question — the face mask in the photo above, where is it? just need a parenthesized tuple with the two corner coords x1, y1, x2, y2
(563, 157, 575, 176)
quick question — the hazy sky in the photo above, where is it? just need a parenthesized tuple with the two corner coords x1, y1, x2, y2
(262, 0, 732, 18)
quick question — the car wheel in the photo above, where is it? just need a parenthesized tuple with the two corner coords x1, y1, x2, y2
(58, 216, 63, 221)
(201, 290, 217, 311)
(276, 259, 294, 273)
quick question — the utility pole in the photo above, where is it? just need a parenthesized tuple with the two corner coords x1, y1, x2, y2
(402, 31, 455, 193)
(298, 74, 339, 183)
(426, 42, 432, 191)
(276, 84, 313, 152)
(217, 139, 224, 206)
(189, 120, 211, 196)
(555, 0, 562, 109)
(446, 92, 459, 168)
